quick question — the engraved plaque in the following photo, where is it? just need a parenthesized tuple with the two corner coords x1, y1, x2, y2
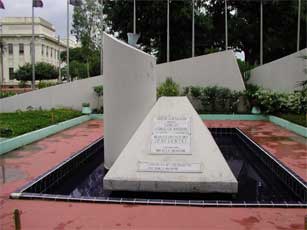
(138, 161, 202, 173)
(151, 116, 191, 154)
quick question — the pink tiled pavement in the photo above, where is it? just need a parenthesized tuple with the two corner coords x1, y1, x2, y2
(0, 119, 306, 230)
(204, 120, 307, 182)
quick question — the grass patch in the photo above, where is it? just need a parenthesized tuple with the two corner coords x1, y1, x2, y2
(0, 109, 82, 138)
(276, 114, 307, 127)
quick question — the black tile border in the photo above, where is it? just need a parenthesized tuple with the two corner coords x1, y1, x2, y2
(234, 128, 307, 203)
(10, 129, 307, 208)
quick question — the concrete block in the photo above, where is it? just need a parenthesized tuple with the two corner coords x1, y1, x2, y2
(104, 97, 238, 193)
(103, 33, 156, 169)
(249, 48, 307, 92)
(156, 50, 245, 91)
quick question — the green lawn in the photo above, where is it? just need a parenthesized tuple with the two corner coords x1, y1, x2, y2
(0, 109, 82, 138)
(277, 114, 307, 127)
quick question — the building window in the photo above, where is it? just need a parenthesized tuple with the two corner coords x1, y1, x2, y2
(19, 44, 24, 55)
(42, 45, 44, 56)
(9, 68, 15, 80)
(51, 48, 53, 58)
(46, 47, 49, 57)
(8, 44, 13, 55)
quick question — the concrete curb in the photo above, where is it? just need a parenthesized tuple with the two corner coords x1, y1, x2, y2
(200, 114, 307, 138)
(199, 114, 267, 121)
(268, 115, 307, 138)
(1, 113, 305, 156)
(0, 115, 92, 155)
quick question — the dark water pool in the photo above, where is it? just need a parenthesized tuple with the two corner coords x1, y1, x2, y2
(13, 128, 307, 208)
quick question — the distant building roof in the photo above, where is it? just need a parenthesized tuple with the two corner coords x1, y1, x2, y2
(0, 17, 76, 48)
(0, 17, 55, 32)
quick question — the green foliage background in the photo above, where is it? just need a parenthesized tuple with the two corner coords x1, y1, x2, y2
(14, 62, 58, 82)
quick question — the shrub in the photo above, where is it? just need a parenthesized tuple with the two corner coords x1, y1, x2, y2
(245, 84, 261, 104)
(282, 92, 306, 114)
(181, 87, 190, 96)
(157, 78, 180, 98)
(160, 81, 305, 115)
(15, 62, 58, 81)
(252, 89, 282, 114)
(0, 127, 13, 137)
(93, 85, 103, 97)
(237, 59, 256, 82)
(190, 86, 202, 98)
(37, 81, 57, 89)
(200, 86, 219, 112)
(0, 92, 16, 98)
(93, 85, 103, 113)
(245, 85, 306, 114)
(70, 61, 88, 79)
(215, 87, 231, 111)
(18, 81, 27, 88)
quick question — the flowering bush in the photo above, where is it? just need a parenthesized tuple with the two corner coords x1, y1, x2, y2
(157, 79, 306, 115)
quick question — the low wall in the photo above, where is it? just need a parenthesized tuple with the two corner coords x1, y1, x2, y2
(249, 49, 307, 92)
(0, 76, 103, 112)
(156, 50, 245, 91)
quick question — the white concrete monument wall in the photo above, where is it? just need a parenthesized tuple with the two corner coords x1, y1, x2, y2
(249, 49, 307, 92)
(0, 76, 102, 112)
(103, 33, 156, 169)
(156, 50, 245, 91)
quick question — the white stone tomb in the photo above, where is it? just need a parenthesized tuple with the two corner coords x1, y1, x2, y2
(104, 97, 238, 193)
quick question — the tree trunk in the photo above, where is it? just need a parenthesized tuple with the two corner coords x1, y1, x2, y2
(87, 59, 90, 78)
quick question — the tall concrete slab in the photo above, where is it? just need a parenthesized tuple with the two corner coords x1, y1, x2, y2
(104, 97, 238, 193)
(249, 49, 307, 92)
(103, 33, 156, 169)
(156, 50, 245, 91)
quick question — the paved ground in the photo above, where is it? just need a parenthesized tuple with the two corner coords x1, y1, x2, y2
(0, 119, 306, 230)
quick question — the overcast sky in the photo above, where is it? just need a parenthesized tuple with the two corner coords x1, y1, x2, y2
(0, 0, 74, 39)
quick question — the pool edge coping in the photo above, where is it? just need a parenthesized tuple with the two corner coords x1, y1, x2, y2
(1, 113, 305, 156)
(0, 115, 92, 155)
(10, 128, 307, 208)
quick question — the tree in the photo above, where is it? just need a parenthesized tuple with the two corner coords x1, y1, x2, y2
(71, 0, 104, 77)
(73, 0, 306, 65)
(60, 47, 87, 63)
(104, 0, 212, 63)
(15, 62, 58, 81)
(60, 47, 101, 78)
(221, 0, 306, 64)
(72, 0, 103, 50)
(35, 62, 58, 81)
(93, 85, 103, 111)
(61, 60, 88, 80)
(14, 63, 32, 81)
(89, 50, 101, 77)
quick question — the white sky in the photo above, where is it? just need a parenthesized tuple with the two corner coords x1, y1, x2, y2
(0, 0, 74, 38)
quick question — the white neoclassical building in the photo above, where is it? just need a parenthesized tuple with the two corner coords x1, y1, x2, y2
(0, 17, 77, 85)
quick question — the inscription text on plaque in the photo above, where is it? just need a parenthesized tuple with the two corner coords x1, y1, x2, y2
(150, 116, 191, 154)
(138, 161, 202, 173)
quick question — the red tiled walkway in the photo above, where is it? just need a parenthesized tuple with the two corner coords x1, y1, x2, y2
(0, 119, 306, 230)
